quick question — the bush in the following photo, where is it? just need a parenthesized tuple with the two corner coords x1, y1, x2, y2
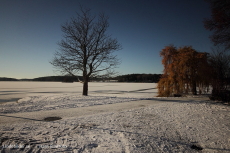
(209, 90, 230, 103)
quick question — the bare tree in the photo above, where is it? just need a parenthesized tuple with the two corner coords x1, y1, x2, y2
(209, 47, 230, 92)
(51, 8, 122, 95)
(204, 0, 230, 50)
(208, 46, 230, 102)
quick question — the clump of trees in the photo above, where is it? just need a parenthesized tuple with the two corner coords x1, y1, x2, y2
(157, 45, 211, 97)
(115, 74, 161, 83)
(157, 45, 230, 102)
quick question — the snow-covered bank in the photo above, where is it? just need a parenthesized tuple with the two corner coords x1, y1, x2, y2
(0, 94, 229, 153)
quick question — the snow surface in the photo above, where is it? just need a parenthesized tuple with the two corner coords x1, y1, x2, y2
(0, 94, 151, 114)
(0, 82, 156, 104)
(0, 82, 229, 153)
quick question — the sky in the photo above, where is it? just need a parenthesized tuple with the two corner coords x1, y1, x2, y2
(0, 0, 212, 79)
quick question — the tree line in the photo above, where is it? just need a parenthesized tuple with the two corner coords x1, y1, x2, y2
(114, 74, 161, 83)
(0, 74, 161, 83)
(0, 76, 77, 82)
(0, 77, 19, 81)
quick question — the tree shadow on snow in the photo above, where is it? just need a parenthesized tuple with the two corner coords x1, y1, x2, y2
(0, 98, 22, 104)
(0, 114, 44, 122)
(92, 88, 156, 94)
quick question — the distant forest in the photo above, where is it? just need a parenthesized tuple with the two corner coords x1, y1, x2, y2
(114, 74, 161, 83)
(0, 74, 161, 83)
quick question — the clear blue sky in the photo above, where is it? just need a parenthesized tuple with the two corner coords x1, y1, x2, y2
(0, 0, 212, 79)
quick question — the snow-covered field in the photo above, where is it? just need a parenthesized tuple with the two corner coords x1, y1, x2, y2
(0, 82, 156, 104)
(0, 82, 229, 153)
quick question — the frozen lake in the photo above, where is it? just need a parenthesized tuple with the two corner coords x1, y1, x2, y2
(0, 82, 157, 104)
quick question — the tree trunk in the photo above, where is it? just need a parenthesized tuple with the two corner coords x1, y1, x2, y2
(192, 81, 197, 95)
(82, 76, 89, 96)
